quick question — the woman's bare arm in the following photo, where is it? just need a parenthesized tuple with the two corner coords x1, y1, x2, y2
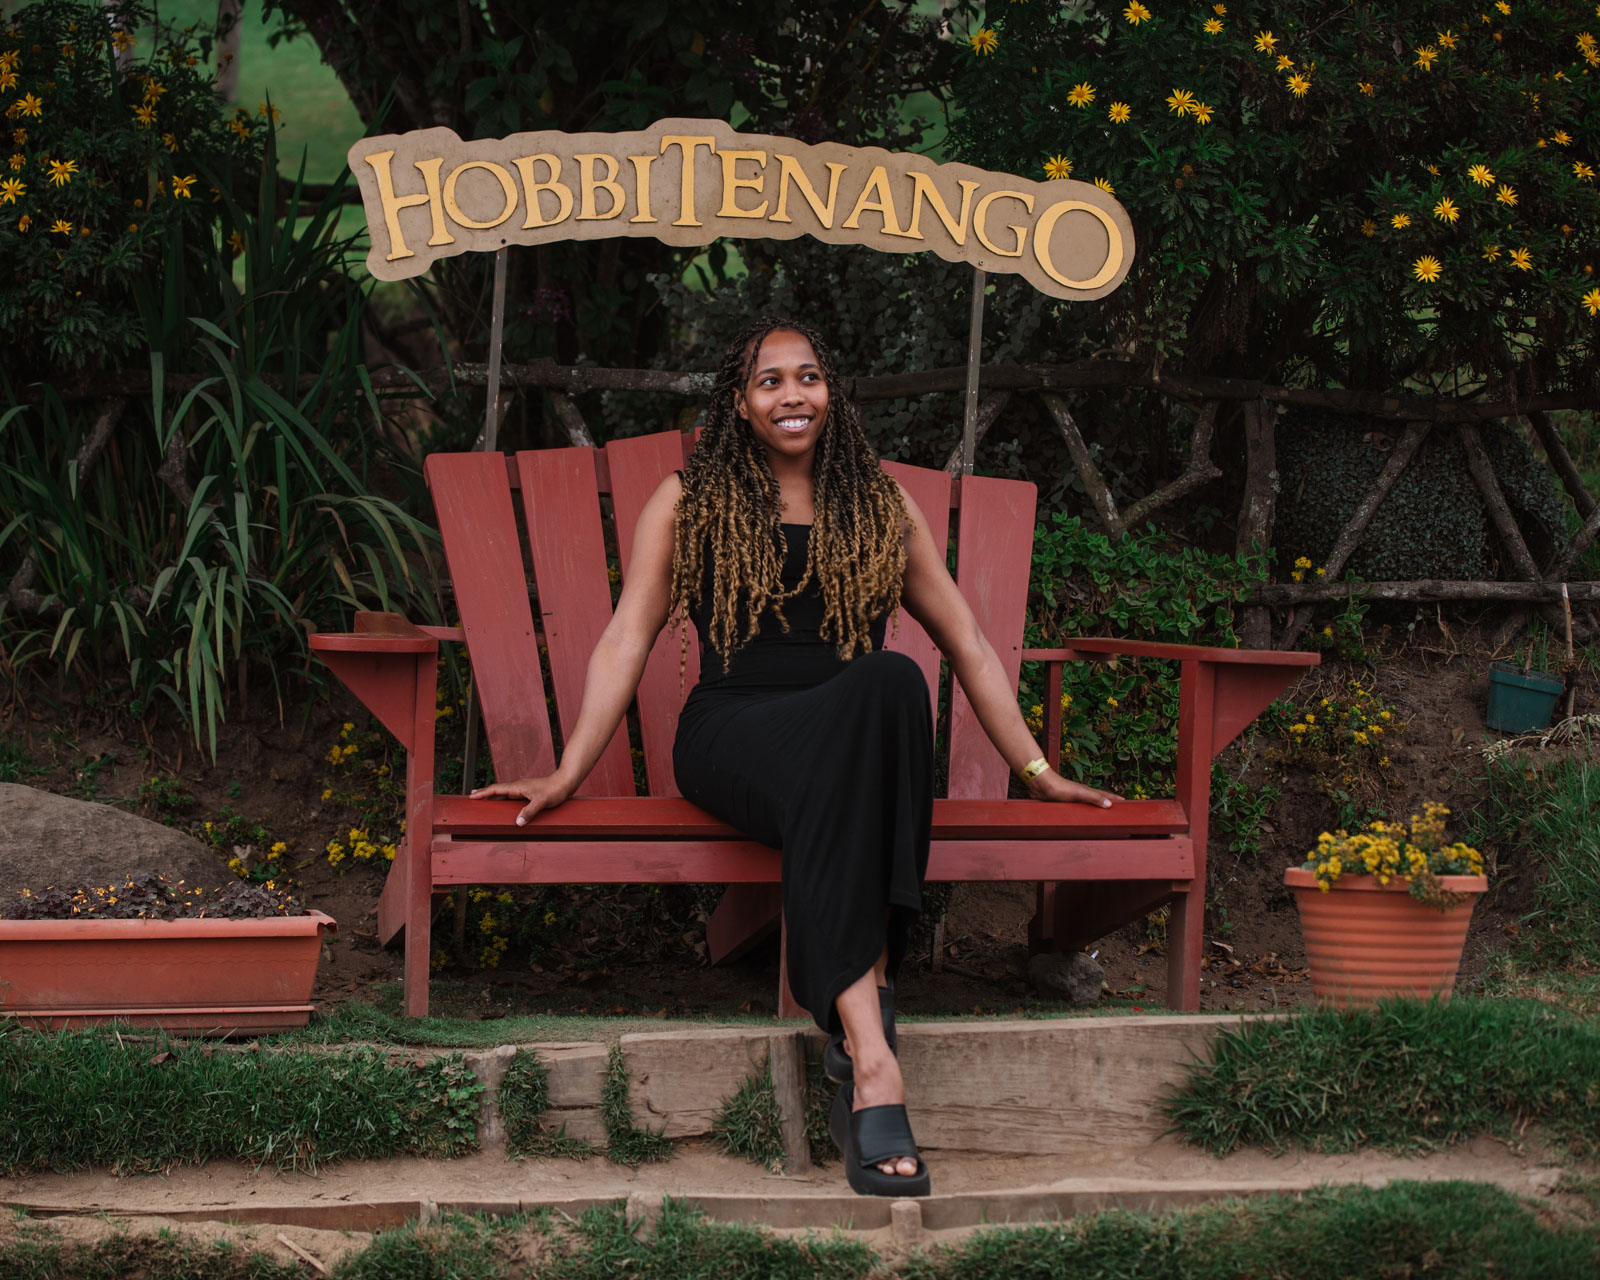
(896, 484, 1117, 807)
(471, 473, 682, 824)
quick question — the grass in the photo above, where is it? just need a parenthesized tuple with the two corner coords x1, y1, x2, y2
(4, 1184, 1598, 1280)
(499, 1049, 595, 1160)
(0, 1024, 482, 1174)
(1164, 996, 1600, 1159)
(601, 1044, 672, 1167)
(710, 1065, 785, 1172)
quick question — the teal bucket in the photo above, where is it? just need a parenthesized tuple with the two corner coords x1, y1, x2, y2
(1486, 662, 1565, 733)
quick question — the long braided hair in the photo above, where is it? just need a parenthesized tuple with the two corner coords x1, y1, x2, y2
(669, 318, 908, 673)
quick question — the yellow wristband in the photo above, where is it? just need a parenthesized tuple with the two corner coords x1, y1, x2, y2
(1021, 757, 1050, 784)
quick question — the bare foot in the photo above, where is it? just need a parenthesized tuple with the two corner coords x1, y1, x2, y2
(851, 1046, 919, 1178)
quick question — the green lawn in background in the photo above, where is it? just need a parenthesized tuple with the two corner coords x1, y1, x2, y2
(144, 0, 364, 184)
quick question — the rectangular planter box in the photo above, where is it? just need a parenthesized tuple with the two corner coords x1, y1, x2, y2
(0, 911, 336, 1034)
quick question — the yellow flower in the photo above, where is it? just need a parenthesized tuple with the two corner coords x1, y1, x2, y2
(229, 115, 251, 140)
(1432, 197, 1459, 224)
(1414, 46, 1438, 70)
(227, 229, 245, 256)
(1412, 255, 1442, 283)
(1043, 154, 1073, 179)
(1275, 53, 1294, 70)
(161, 131, 177, 152)
(1107, 696, 1119, 708)
(45, 157, 76, 187)
(133, 103, 155, 126)
(1067, 81, 1095, 108)
(0, 69, 14, 91)
(968, 28, 998, 56)
(1124, 3, 1152, 25)
(1509, 246, 1532, 271)
(170, 173, 196, 199)
(258, 101, 280, 122)
(1214, 3, 1227, 12)
(1165, 88, 1196, 116)
(1482, 243, 1502, 261)
(1552, 130, 1573, 146)
(112, 30, 134, 52)
(1438, 29, 1458, 49)
(1574, 161, 1596, 181)
(0, 176, 21, 204)
(1285, 72, 1311, 97)
(1584, 287, 1600, 316)
(1495, 183, 1517, 206)
(1191, 101, 1213, 124)
(1107, 100, 1132, 123)
(141, 78, 166, 103)
(1094, 176, 1116, 194)
(1359, 218, 1376, 236)
(1358, 81, 1375, 95)
(7, 152, 21, 170)
(48, 217, 70, 234)
(15, 212, 27, 231)
(1204, 18, 1223, 34)
(1467, 163, 1495, 187)
(1391, 212, 1412, 229)
(1254, 30, 1278, 53)
(1495, 0, 1510, 12)
(15, 92, 42, 119)
(0, 49, 17, 72)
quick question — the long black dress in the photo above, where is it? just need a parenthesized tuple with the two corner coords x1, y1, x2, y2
(673, 523, 934, 1034)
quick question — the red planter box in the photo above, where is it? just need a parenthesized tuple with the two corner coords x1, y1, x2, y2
(0, 912, 336, 1034)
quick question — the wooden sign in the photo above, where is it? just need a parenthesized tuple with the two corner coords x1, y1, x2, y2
(349, 118, 1133, 299)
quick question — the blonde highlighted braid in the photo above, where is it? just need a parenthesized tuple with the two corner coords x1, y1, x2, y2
(669, 318, 908, 674)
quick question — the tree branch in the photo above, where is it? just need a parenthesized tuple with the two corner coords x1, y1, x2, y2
(1117, 401, 1222, 529)
(942, 391, 1011, 475)
(1042, 393, 1122, 535)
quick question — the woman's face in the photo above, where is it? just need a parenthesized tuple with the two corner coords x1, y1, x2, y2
(736, 329, 830, 465)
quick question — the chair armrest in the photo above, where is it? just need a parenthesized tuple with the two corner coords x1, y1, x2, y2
(1025, 639, 1319, 666)
(311, 612, 438, 654)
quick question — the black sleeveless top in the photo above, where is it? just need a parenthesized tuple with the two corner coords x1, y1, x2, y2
(686, 522, 889, 696)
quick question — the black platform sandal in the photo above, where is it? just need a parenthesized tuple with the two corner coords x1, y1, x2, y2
(828, 1082, 931, 1197)
(823, 985, 896, 1084)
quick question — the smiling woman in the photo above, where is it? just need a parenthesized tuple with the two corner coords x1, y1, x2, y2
(468, 318, 1120, 1199)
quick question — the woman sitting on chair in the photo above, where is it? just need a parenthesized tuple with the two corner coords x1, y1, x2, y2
(472, 318, 1118, 1197)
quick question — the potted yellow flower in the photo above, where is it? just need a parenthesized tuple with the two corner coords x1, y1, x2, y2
(1283, 804, 1487, 1009)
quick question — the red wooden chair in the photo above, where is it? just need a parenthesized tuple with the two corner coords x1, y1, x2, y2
(310, 432, 1317, 1017)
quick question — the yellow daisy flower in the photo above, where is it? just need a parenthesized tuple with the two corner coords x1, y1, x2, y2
(1412, 255, 1442, 283)
(1482, 243, 1502, 261)
(133, 103, 156, 126)
(1391, 212, 1412, 229)
(16, 212, 29, 231)
(1107, 101, 1132, 123)
(1358, 81, 1375, 95)
(1204, 18, 1224, 34)
(1276, 54, 1294, 70)
(1285, 72, 1311, 97)
(1495, 0, 1510, 12)
(0, 50, 18, 72)
(1437, 30, 1458, 49)
(1124, 3, 1152, 24)
(1509, 246, 1532, 270)
(1432, 197, 1459, 224)
(1552, 131, 1572, 146)
(112, 30, 134, 52)
(1094, 176, 1116, 194)
(1495, 183, 1517, 206)
(1254, 30, 1278, 53)
(49, 217, 70, 234)
(1582, 287, 1600, 316)
(1043, 154, 1073, 179)
(1359, 218, 1376, 236)
(1192, 101, 1213, 124)
(6, 152, 20, 170)
(1214, 3, 1227, 13)
(1574, 161, 1596, 181)
(968, 28, 998, 56)
(0, 175, 22, 204)
(15, 92, 42, 119)
(1414, 46, 1438, 70)
(1166, 88, 1196, 115)
(0, 69, 15, 92)
(45, 157, 76, 187)
(1067, 81, 1096, 108)
(170, 172, 196, 199)
(1467, 163, 1495, 187)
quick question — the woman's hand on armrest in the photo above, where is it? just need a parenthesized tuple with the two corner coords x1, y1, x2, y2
(469, 775, 575, 826)
(1026, 771, 1121, 808)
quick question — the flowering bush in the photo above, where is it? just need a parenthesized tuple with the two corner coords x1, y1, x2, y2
(1283, 682, 1401, 769)
(950, 1, 1600, 396)
(1303, 802, 1486, 909)
(0, 0, 265, 377)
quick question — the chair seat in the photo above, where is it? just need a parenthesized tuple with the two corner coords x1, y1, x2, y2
(433, 795, 1188, 840)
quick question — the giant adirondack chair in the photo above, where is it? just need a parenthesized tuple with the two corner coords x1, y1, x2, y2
(310, 431, 1318, 1017)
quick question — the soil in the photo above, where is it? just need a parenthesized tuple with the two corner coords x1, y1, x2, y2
(2, 619, 1590, 1022)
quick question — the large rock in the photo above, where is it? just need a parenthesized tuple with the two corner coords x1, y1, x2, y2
(0, 783, 233, 906)
(1027, 950, 1105, 1005)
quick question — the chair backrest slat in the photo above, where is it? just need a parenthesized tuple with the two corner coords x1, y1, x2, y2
(605, 430, 699, 797)
(946, 475, 1037, 799)
(425, 453, 555, 781)
(516, 448, 637, 797)
(881, 460, 951, 725)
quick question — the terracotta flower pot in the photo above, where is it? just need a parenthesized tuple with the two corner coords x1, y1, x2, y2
(0, 911, 336, 1034)
(1283, 868, 1486, 1010)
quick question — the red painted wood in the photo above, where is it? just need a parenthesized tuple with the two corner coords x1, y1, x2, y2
(1210, 662, 1310, 756)
(312, 649, 429, 754)
(705, 883, 782, 963)
(948, 475, 1037, 798)
(310, 633, 434, 654)
(1053, 880, 1186, 952)
(403, 645, 439, 1016)
(1168, 660, 1215, 1013)
(1025, 642, 1320, 666)
(433, 794, 1187, 838)
(605, 429, 699, 797)
(432, 837, 1191, 885)
(425, 453, 554, 780)
(880, 460, 952, 725)
(516, 449, 635, 797)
